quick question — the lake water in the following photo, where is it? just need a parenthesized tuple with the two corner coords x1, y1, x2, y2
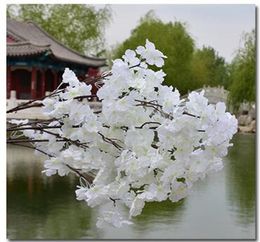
(7, 133, 256, 240)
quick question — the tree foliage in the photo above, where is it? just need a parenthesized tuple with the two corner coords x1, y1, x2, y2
(228, 30, 256, 109)
(7, 4, 111, 55)
(191, 46, 229, 89)
(114, 11, 231, 95)
(113, 11, 195, 95)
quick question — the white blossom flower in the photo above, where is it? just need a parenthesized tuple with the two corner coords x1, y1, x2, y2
(68, 102, 92, 125)
(158, 85, 181, 113)
(62, 67, 80, 87)
(136, 39, 167, 67)
(125, 129, 154, 156)
(97, 206, 132, 228)
(83, 185, 109, 207)
(60, 82, 92, 100)
(42, 97, 58, 115)
(75, 186, 89, 201)
(9, 119, 29, 125)
(129, 196, 145, 217)
(169, 180, 189, 202)
(186, 90, 208, 117)
(139, 182, 170, 202)
(42, 157, 70, 176)
(122, 49, 140, 67)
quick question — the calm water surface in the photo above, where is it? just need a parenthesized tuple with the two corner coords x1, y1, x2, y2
(7, 133, 256, 240)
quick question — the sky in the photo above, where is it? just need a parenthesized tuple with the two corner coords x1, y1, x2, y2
(95, 4, 255, 63)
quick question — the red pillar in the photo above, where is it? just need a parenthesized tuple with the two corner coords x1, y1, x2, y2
(31, 67, 37, 99)
(53, 71, 58, 90)
(87, 68, 100, 99)
(41, 70, 46, 97)
(7, 66, 12, 99)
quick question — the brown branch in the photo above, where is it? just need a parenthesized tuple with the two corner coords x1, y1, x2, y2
(135, 99, 202, 120)
(7, 118, 57, 129)
(9, 143, 94, 184)
(93, 110, 102, 114)
(7, 125, 62, 132)
(183, 111, 200, 118)
(135, 99, 173, 120)
(97, 132, 123, 150)
(65, 164, 94, 184)
(7, 89, 64, 114)
(42, 129, 89, 149)
(7, 93, 99, 114)
(7, 138, 69, 144)
(83, 72, 112, 85)
(136, 121, 161, 129)
(8, 143, 54, 157)
(73, 94, 98, 100)
(7, 122, 83, 132)
(7, 138, 50, 143)
(7, 123, 88, 148)
(135, 99, 162, 108)
(7, 103, 44, 113)
(129, 63, 141, 69)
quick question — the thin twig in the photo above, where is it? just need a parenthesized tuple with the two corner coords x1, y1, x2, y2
(42, 129, 89, 149)
(73, 94, 98, 100)
(97, 132, 123, 150)
(7, 89, 64, 113)
(9, 143, 94, 183)
(7, 118, 57, 129)
(83, 72, 112, 85)
(65, 164, 94, 184)
(9, 143, 53, 157)
(7, 126, 62, 132)
(183, 111, 200, 118)
(7, 138, 50, 143)
(135, 99, 173, 120)
(136, 121, 161, 129)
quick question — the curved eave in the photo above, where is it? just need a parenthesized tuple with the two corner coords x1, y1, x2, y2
(7, 50, 49, 57)
(50, 54, 107, 68)
(7, 42, 51, 57)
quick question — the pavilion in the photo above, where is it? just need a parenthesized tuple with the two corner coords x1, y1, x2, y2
(7, 19, 106, 100)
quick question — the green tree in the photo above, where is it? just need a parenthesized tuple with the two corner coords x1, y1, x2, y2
(7, 4, 111, 56)
(113, 11, 195, 95)
(191, 46, 229, 89)
(228, 30, 256, 109)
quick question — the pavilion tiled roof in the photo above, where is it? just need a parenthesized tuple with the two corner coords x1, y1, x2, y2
(7, 41, 51, 57)
(7, 19, 106, 67)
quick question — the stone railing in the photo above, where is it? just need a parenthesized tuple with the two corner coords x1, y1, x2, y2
(181, 86, 229, 105)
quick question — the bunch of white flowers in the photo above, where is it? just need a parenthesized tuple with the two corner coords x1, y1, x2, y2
(14, 40, 238, 228)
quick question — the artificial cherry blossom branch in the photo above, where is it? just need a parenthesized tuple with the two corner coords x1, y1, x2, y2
(6, 40, 238, 229)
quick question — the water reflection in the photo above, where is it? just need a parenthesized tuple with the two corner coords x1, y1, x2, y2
(7, 145, 96, 239)
(7, 134, 256, 240)
(225, 133, 256, 226)
(132, 199, 185, 232)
